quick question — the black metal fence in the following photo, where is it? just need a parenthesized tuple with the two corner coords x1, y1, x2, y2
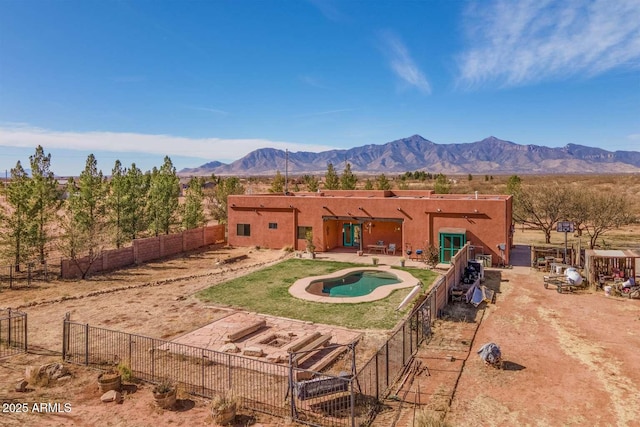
(61, 288, 436, 427)
(0, 260, 61, 290)
(0, 309, 28, 358)
(59, 243, 473, 427)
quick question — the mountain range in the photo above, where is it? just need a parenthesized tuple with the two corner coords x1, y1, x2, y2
(179, 135, 640, 175)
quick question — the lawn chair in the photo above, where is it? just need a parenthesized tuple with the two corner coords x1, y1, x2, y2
(388, 243, 396, 255)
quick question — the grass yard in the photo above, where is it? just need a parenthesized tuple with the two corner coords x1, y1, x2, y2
(197, 258, 438, 330)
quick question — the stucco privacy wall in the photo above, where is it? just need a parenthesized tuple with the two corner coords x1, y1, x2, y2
(61, 225, 225, 279)
(228, 190, 512, 266)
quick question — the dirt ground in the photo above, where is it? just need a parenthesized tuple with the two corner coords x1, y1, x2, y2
(2, 243, 640, 426)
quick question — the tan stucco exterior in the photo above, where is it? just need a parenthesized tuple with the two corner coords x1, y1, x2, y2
(228, 190, 513, 266)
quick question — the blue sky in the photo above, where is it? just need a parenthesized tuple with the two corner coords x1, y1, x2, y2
(1, 0, 639, 176)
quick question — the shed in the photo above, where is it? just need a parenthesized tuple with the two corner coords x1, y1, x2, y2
(584, 249, 640, 285)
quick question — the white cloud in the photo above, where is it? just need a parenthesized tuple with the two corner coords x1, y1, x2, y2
(379, 30, 431, 94)
(628, 133, 640, 141)
(0, 125, 336, 161)
(457, 0, 640, 88)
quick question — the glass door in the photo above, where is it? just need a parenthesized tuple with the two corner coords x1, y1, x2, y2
(439, 232, 466, 263)
(343, 224, 361, 247)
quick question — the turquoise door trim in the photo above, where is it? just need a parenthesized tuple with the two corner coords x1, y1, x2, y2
(342, 224, 361, 247)
(439, 232, 466, 264)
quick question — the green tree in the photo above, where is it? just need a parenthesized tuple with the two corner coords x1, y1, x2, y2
(182, 177, 206, 229)
(364, 178, 374, 190)
(324, 163, 340, 190)
(340, 163, 357, 190)
(122, 164, 150, 241)
(0, 161, 33, 270)
(148, 156, 180, 236)
(302, 175, 320, 192)
(28, 146, 62, 263)
(506, 175, 522, 195)
(434, 174, 450, 194)
(207, 177, 245, 224)
(269, 170, 285, 193)
(61, 154, 108, 278)
(375, 173, 391, 190)
(107, 160, 127, 248)
(467, 173, 473, 181)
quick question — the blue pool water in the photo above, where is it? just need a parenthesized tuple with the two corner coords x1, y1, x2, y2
(314, 271, 400, 297)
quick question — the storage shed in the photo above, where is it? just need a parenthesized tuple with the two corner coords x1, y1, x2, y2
(584, 249, 640, 285)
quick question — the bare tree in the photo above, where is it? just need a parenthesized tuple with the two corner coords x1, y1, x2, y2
(570, 189, 635, 249)
(512, 183, 571, 243)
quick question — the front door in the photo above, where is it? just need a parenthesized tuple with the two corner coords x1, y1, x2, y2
(343, 224, 361, 247)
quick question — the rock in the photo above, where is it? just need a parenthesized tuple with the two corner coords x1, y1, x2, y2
(15, 378, 28, 392)
(25, 366, 36, 380)
(101, 390, 123, 403)
(57, 375, 72, 384)
(242, 346, 264, 357)
(219, 343, 240, 353)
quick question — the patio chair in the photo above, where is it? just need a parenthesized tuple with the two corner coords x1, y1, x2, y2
(388, 243, 397, 255)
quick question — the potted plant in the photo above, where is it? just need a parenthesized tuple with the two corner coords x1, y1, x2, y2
(400, 257, 406, 267)
(152, 381, 176, 409)
(97, 369, 121, 393)
(210, 390, 238, 425)
(372, 257, 379, 266)
(305, 230, 316, 259)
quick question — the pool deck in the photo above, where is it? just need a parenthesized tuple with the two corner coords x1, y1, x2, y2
(289, 265, 421, 303)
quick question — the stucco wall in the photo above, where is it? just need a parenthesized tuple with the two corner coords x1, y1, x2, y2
(228, 191, 512, 265)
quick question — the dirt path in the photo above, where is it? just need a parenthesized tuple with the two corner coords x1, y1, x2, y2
(373, 263, 640, 427)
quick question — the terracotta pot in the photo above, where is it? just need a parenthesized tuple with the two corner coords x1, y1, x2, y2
(153, 388, 176, 409)
(97, 372, 121, 393)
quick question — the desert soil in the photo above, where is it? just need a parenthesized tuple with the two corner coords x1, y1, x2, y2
(1, 243, 640, 427)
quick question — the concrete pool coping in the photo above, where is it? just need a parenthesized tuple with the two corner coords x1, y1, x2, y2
(288, 265, 421, 303)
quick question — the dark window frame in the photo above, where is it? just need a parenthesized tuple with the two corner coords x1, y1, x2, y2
(237, 223, 251, 236)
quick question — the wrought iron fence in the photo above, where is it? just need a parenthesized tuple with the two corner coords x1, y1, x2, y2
(0, 309, 28, 358)
(0, 260, 60, 290)
(60, 245, 471, 426)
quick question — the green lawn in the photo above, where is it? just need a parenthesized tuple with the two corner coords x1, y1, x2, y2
(196, 259, 438, 330)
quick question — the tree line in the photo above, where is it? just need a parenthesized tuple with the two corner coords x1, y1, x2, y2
(0, 146, 244, 273)
(507, 175, 635, 249)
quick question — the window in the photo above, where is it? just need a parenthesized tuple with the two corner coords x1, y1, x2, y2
(237, 224, 251, 236)
(268, 223, 278, 230)
(297, 226, 312, 240)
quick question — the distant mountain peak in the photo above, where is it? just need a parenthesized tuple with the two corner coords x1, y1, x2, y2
(178, 135, 640, 175)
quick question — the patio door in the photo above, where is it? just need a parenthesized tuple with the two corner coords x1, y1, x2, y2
(439, 232, 466, 263)
(343, 224, 361, 247)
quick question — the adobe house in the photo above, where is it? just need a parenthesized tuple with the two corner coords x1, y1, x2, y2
(228, 190, 513, 266)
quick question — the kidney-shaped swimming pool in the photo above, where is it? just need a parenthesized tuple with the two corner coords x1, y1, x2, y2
(288, 267, 420, 303)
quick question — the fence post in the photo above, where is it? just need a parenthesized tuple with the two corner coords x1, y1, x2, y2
(62, 313, 69, 360)
(375, 352, 379, 400)
(350, 378, 356, 427)
(7, 308, 11, 347)
(385, 342, 389, 389)
(402, 324, 406, 365)
(288, 352, 295, 421)
(128, 334, 132, 372)
(84, 323, 89, 366)
(201, 349, 206, 396)
(23, 312, 27, 352)
(227, 353, 232, 390)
